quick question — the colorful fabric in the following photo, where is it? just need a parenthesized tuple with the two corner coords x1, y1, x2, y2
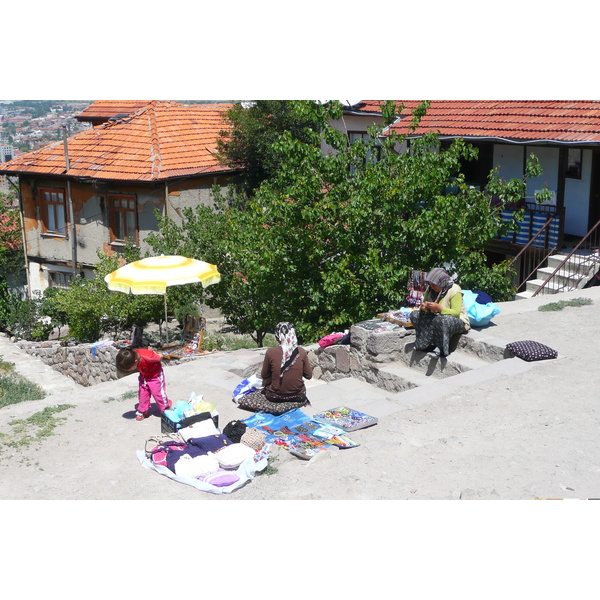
(237, 388, 309, 415)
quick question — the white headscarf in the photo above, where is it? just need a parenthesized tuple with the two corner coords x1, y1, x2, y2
(274, 322, 299, 378)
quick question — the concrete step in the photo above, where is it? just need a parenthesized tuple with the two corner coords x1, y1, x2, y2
(547, 253, 600, 273)
(456, 328, 509, 362)
(535, 266, 585, 289)
(370, 362, 437, 392)
(515, 290, 534, 300)
(399, 342, 491, 379)
(525, 278, 566, 295)
(385, 356, 539, 411)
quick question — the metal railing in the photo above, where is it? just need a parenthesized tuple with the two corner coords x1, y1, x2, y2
(531, 219, 600, 297)
(506, 211, 561, 292)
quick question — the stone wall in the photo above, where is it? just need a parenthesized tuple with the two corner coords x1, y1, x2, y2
(11, 320, 416, 389)
(14, 339, 123, 386)
(306, 322, 415, 389)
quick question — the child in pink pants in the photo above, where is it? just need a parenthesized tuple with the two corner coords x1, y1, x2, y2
(116, 348, 172, 421)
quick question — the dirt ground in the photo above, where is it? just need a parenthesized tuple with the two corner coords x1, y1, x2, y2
(2, 288, 598, 595)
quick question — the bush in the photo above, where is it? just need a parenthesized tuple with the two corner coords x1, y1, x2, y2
(0, 289, 52, 341)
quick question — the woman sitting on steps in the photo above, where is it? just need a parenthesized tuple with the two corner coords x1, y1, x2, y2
(410, 267, 470, 358)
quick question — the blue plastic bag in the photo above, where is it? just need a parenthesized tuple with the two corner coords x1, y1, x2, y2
(462, 289, 500, 326)
(232, 374, 262, 403)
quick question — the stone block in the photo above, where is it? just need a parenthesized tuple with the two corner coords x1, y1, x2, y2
(335, 347, 350, 373)
(318, 352, 336, 372)
(366, 331, 403, 355)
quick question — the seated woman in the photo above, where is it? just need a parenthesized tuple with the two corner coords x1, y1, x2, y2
(237, 322, 313, 415)
(410, 267, 470, 357)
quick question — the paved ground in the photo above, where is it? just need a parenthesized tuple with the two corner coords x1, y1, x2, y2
(1, 285, 600, 503)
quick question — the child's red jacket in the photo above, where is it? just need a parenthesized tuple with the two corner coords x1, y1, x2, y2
(136, 348, 163, 379)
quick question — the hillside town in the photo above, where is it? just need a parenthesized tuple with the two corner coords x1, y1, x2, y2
(0, 100, 92, 193)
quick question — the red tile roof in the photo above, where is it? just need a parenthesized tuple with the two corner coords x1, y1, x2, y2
(383, 101, 600, 143)
(74, 100, 154, 123)
(0, 101, 235, 181)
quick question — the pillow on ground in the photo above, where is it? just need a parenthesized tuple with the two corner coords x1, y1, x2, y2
(174, 453, 220, 478)
(214, 443, 256, 469)
(506, 340, 558, 362)
(202, 470, 241, 487)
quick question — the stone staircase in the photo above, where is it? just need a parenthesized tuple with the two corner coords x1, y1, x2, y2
(516, 252, 600, 300)
(307, 321, 518, 402)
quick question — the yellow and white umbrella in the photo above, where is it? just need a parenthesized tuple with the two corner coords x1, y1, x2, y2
(104, 255, 221, 342)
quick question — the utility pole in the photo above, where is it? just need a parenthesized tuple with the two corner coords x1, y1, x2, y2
(62, 127, 77, 278)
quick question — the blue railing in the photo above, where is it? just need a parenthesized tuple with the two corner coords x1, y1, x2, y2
(497, 202, 562, 248)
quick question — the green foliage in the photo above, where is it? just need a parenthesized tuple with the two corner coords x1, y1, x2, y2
(538, 297, 593, 311)
(216, 100, 330, 197)
(173, 299, 200, 329)
(1, 290, 52, 341)
(0, 357, 46, 408)
(39, 248, 163, 342)
(0, 404, 74, 453)
(149, 100, 546, 343)
(0, 190, 24, 279)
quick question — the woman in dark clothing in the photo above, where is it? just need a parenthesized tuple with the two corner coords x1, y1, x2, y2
(237, 322, 313, 415)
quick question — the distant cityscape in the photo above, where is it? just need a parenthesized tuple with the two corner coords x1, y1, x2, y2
(0, 100, 92, 157)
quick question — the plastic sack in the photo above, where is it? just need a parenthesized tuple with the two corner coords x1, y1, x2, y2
(462, 289, 500, 327)
(232, 374, 262, 403)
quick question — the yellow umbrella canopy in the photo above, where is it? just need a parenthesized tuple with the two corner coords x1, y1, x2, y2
(104, 255, 220, 294)
(104, 255, 221, 342)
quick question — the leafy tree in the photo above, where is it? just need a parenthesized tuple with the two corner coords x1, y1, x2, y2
(216, 100, 325, 197)
(149, 100, 547, 343)
(0, 190, 24, 279)
(40, 248, 164, 342)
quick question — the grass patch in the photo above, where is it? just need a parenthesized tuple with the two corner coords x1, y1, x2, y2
(256, 455, 279, 476)
(203, 332, 277, 351)
(0, 404, 74, 453)
(538, 297, 593, 312)
(0, 355, 46, 408)
(103, 390, 137, 403)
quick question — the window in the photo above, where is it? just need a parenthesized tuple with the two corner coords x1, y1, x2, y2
(108, 194, 138, 244)
(49, 270, 73, 289)
(40, 187, 67, 235)
(566, 148, 582, 179)
(349, 131, 382, 163)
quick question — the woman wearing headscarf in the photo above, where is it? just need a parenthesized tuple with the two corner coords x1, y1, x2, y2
(409, 267, 470, 357)
(236, 322, 313, 415)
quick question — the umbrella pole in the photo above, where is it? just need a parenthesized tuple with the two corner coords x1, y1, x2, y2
(164, 294, 168, 344)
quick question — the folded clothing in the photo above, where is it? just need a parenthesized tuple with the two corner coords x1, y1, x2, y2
(174, 453, 220, 478)
(188, 433, 234, 453)
(214, 443, 256, 469)
(179, 419, 220, 442)
(164, 401, 192, 424)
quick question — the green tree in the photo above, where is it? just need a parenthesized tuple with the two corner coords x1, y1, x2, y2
(0, 190, 24, 279)
(149, 100, 547, 343)
(216, 100, 326, 198)
(41, 248, 164, 342)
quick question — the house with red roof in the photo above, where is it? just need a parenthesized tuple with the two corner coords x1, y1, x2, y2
(382, 101, 600, 238)
(379, 100, 600, 293)
(0, 100, 239, 293)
